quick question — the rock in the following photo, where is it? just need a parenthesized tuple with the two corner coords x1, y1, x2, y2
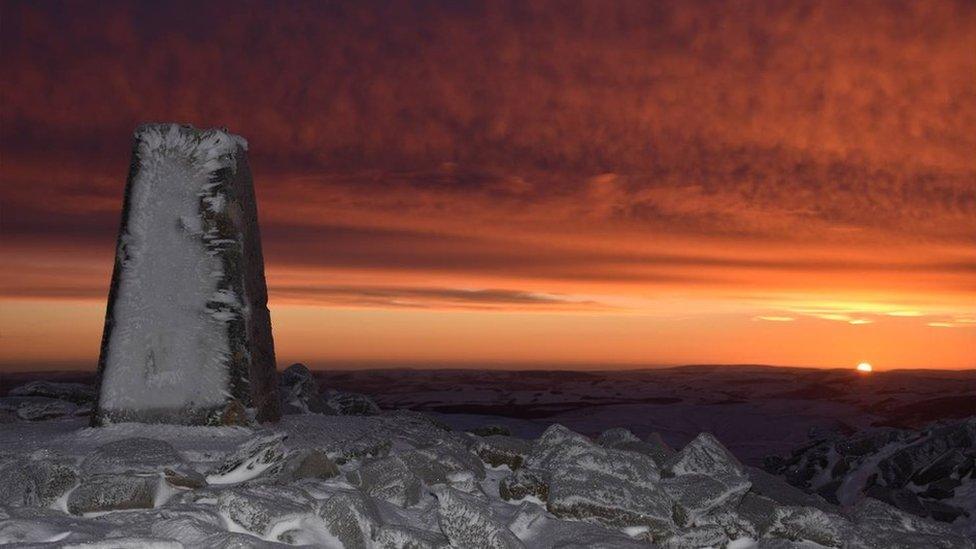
(473, 435, 532, 470)
(767, 506, 853, 547)
(768, 416, 976, 531)
(659, 525, 728, 549)
(0, 455, 42, 506)
(512, 424, 672, 535)
(508, 501, 649, 548)
(412, 441, 487, 486)
(217, 485, 313, 537)
(278, 363, 320, 414)
(91, 123, 280, 426)
(851, 498, 974, 548)
(913, 449, 968, 486)
(499, 468, 550, 502)
(744, 465, 837, 513)
(8, 380, 96, 404)
(659, 433, 751, 525)
(271, 448, 339, 484)
(82, 438, 186, 476)
(280, 363, 318, 394)
(434, 486, 525, 549)
(0, 508, 109, 545)
(661, 472, 750, 523)
(219, 399, 250, 426)
(397, 449, 453, 488)
(324, 390, 381, 415)
(0, 453, 78, 507)
(197, 532, 293, 548)
(698, 506, 762, 541)
(207, 432, 287, 484)
(67, 474, 158, 514)
(469, 425, 512, 437)
(0, 409, 16, 423)
(346, 455, 424, 507)
(877, 419, 976, 489)
(317, 490, 383, 549)
(732, 492, 779, 538)
(922, 499, 968, 523)
(329, 436, 392, 465)
(529, 424, 661, 486)
(164, 467, 207, 489)
(374, 524, 450, 549)
(545, 475, 674, 536)
(598, 428, 675, 466)
(665, 432, 745, 478)
(0, 396, 81, 421)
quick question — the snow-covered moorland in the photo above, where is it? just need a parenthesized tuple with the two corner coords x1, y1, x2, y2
(1, 369, 973, 548)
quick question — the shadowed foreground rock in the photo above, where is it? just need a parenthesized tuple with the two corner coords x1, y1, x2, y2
(91, 124, 279, 426)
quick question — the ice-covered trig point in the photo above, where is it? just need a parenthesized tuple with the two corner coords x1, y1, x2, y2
(91, 124, 280, 426)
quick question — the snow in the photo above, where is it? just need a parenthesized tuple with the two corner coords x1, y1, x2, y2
(100, 124, 247, 418)
(3, 373, 975, 547)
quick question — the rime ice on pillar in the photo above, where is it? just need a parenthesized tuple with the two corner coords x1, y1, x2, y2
(91, 124, 280, 425)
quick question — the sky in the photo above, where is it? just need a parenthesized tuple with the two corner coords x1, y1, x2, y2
(1, 0, 974, 371)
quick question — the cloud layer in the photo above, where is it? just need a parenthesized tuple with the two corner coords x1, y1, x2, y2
(1, 0, 973, 366)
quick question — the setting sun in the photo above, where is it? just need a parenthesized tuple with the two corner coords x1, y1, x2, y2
(857, 362, 874, 373)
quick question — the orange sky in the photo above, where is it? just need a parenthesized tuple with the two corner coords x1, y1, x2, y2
(1, 0, 974, 370)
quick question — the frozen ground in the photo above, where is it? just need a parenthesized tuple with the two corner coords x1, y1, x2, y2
(2, 413, 972, 548)
(1, 366, 973, 548)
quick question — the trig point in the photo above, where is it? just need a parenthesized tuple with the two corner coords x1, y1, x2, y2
(91, 124, 280, 426)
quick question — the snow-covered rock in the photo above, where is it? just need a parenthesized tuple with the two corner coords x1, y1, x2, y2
(507, 501, 648, 548)
(92, 123, 279, 426)
(216, 484, 314, 537)
(0, 396, 83, 421)
(1, 389, 971, 547)
(278, 363, 322, 415)
(0, 506, 110, 545)
(434, 486, 525, 549)
(514, 424, 673, 536)
(658, 524, 729, 549)
(473, 435, 533, 470)
(9, 380, 96, 404)
(851, 498, 974, 549)
(323, 390, 382, 416)
(666, 432, 746, 478)
(768, 416, 976, 534)
(530, 424, 661, 486)
(499, 468, 550, 502)
(82, 437, 186, 475)
(744, 465, 837, 513)
(268, 448, 339, 484)
(207, 432, 287, 484)
(598, 428, 675, 466)
(767, 505, 853, 547)
(67, 474, 159, 514)
(346, 455, 424, 507)
(316, 489, 383, 549)
(374, 524, 450, 549)
(662, 472, 750, 523)
(0, 453, 77, 507)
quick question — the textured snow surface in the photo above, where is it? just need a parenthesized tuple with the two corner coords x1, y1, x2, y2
(101, 124, 248, 415)
(1, 412, 973, 548)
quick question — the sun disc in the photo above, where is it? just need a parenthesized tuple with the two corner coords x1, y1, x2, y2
(856, 362, 873, 372)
